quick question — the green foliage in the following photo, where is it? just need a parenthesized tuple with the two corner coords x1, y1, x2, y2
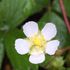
(63, 0, 70, 17)
(0, 31, 4, 69)
(65, 52, 70, 67)
(47, 57, 65, 70)
(51, 57, 64, 67)
(0, 41, 4, 69)
(0, 0, 48, 30)
(67, 68, 70, 70)
(53, 0, 61, 13)
(53, 0, 70, 17)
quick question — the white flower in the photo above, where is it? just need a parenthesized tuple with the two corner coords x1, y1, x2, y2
(15, 21, 60, 64)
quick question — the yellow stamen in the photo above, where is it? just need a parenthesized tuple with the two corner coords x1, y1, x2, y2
(30, 34, 46, 47)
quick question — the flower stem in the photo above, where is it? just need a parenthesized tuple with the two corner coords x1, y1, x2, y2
(59, 0, 70, 33)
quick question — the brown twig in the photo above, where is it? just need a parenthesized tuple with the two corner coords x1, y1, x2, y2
(59, 0, 70, 33)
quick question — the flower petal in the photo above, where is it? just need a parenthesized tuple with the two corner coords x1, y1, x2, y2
(29, 46, 44, 55)
(45, 40, 60, 55)
(15, 39, 32, 55)
(23, 21, 38, 37)
(29, 53, 45, 64)
(41, 23, 57, 41)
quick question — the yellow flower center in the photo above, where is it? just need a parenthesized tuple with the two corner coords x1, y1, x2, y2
(29, 34, 46, 55)
(33, 37, 43, 46)
(30, 34, 46, 47)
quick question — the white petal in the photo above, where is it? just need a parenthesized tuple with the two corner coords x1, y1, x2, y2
(41, 23, 57, 41)
(29, 53, 45, 64)
(23, 21, 38, 37)
(45, 40, 60, 55)
(29, 46, 44, 55)
(15, 39, 32, 55)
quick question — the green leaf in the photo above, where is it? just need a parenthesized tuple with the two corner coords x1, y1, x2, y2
(53, 0, 70, 17)
(65, 34, 70, 47)
(63, 0, 70, 17)
(0, 0, 48, 30)
(0, 31, 4, 69)
(67, 68, 70, 70)
(4, 29, 38, 70)
(38, 12, 67, 48)
(65, 51, 70, 67)
(51, 57, 64, 67)
(40, 56, 65, 70)
(52, 0, 61, 13)
(0, 41, 4, 69)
